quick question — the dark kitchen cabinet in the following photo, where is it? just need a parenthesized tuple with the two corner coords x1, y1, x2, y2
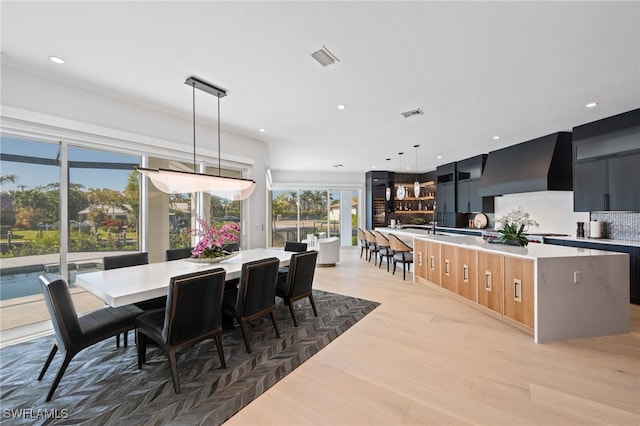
(572, 108, 640, 212)
(365, 171, 394, 229)
(545, 238, 639, 305)
(573, 153, 640, 212)
(456, 154, 494, 213)
(436, 182, 456, 213)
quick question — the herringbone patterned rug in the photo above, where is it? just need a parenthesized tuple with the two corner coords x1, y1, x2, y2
(0, 290, 379, 425)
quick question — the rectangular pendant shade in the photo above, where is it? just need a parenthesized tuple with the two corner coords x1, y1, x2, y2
(138, 167, 255, 200)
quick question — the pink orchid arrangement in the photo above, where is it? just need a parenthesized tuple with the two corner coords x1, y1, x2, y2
(189, 216, 240, 258)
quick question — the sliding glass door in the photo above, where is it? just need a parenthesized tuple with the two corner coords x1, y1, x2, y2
(270, 188, 358, 247)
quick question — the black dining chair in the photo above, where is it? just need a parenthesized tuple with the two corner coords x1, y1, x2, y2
(135, 268, 227, 394)
(276, 250, 319, 327)
(222, 242, 240, 252)
(226, 257, 281, 353)
(278, 241, 308, 280)
(165, 247, 193, 261)
(37, 274, 143, 401)
(102, 252, 160, 347)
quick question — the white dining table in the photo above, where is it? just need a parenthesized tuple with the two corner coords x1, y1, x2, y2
(75, 248, 291, 307)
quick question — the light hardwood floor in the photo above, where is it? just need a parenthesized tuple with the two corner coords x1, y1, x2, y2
(227, 246, 640, 425)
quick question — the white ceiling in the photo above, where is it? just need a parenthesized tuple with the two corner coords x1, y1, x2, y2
(1, 1, 639, 175)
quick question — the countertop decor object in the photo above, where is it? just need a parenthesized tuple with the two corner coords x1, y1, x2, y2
(188, 215, 241, 260)
(494, 207, 539, 246)
(473, 213, 488, 229)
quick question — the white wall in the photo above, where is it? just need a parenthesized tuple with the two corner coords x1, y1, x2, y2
(493, 191, 590, 236)
(1, 66, 270, 249)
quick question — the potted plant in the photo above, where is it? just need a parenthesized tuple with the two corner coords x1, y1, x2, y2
(494, 207, 539, 246)
(188, 216, 240, 261)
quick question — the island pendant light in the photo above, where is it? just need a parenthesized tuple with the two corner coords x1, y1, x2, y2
(396, 152, 405, 200)
(385, 157, 392, 201)
(137, 76, 256, 200)
(413, 144, 421, 198)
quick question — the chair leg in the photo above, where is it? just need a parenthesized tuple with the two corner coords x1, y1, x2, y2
(38, 344, 58, 380)
(308, 294, 318, 317)
(168, 348, 181, 394)
(392, 259, 397, 275)
(136, 331, 147, 368)
(239, 319, 252, 353)
(115, 334, 120, 348)
(386, 255, 390, 272)
(288, 301, 299, 327)
(270, 311, 281, 337)
(403, 261, 406, 280)
(124, 330, 128, 348)
(45, 352, 74, 402)
(214, 334, 226, 368)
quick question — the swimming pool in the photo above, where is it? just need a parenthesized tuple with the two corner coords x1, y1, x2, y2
(0, 271, 80, 300)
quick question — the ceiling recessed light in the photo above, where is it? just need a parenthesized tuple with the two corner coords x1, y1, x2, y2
(493, 135, 500, 140)
(586, 102, 598, 108)
(49, 56, 65, 64)
(371, 165, 376, 169)
(259, 128, 266, 133)
(337, 105, 346, 110)
(437, 155, 443, 159)
(307, 161, 312, 165)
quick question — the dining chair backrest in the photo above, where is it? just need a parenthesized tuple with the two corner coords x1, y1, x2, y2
(163, 268, 227, 345)
(236, 257, 280, 317)
(375, 231, 390, 248)
(365, 230, 377, 244)
(165, 247, 193, 261)
(286, 250, 319, 299)
(222, 242, 240, 252)
(284, 241, 308, 252)
(388, 233, 412, 252)
(39, 274, 81, 352)
(357, 228, 367, 243)
(103, 252, 149, 270)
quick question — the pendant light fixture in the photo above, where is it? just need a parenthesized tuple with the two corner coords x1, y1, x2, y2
(385, 157, 392, 201)
(396, 152, 405, 200)
(413, 144, 421, 198)
(138, 76, 256, 200)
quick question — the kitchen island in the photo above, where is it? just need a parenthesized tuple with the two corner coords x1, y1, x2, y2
(376, 227, 630, 343)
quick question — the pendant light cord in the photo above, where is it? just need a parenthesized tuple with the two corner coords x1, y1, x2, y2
(218, 96, 221, 176)
(192, 82, 196, 172)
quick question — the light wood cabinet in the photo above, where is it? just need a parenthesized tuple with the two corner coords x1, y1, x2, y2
(503, 257, 534, 329)
(441, 244, 458, 293)
(426, 241, 441, 286)
(477, 252, 503, 315)
(414, 239, 428, 281)
(456, 247, 478, 302)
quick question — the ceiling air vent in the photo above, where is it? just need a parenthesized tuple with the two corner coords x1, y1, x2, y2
(401, 108, 424, 118)
(311, 46, 340, 67)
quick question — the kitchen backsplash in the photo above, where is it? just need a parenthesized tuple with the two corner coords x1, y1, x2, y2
(590, 212, 640, 241)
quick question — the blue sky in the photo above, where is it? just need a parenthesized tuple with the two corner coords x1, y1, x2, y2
(1, 137, 137, 192)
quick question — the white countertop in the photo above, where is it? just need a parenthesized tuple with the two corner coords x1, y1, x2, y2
(376, 227, 628, 260)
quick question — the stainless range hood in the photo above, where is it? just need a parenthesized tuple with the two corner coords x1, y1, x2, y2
(479, 132, 573, 197)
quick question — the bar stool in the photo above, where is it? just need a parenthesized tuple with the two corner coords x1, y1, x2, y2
(375, 231, 393, 272)
(357, 228, 368, 259)
(388, 233, 414, 280)
(365, 230, 379, 264)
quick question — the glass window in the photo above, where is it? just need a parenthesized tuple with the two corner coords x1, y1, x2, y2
(0, 136, 64, 331)
(68, 146, 140, 267)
